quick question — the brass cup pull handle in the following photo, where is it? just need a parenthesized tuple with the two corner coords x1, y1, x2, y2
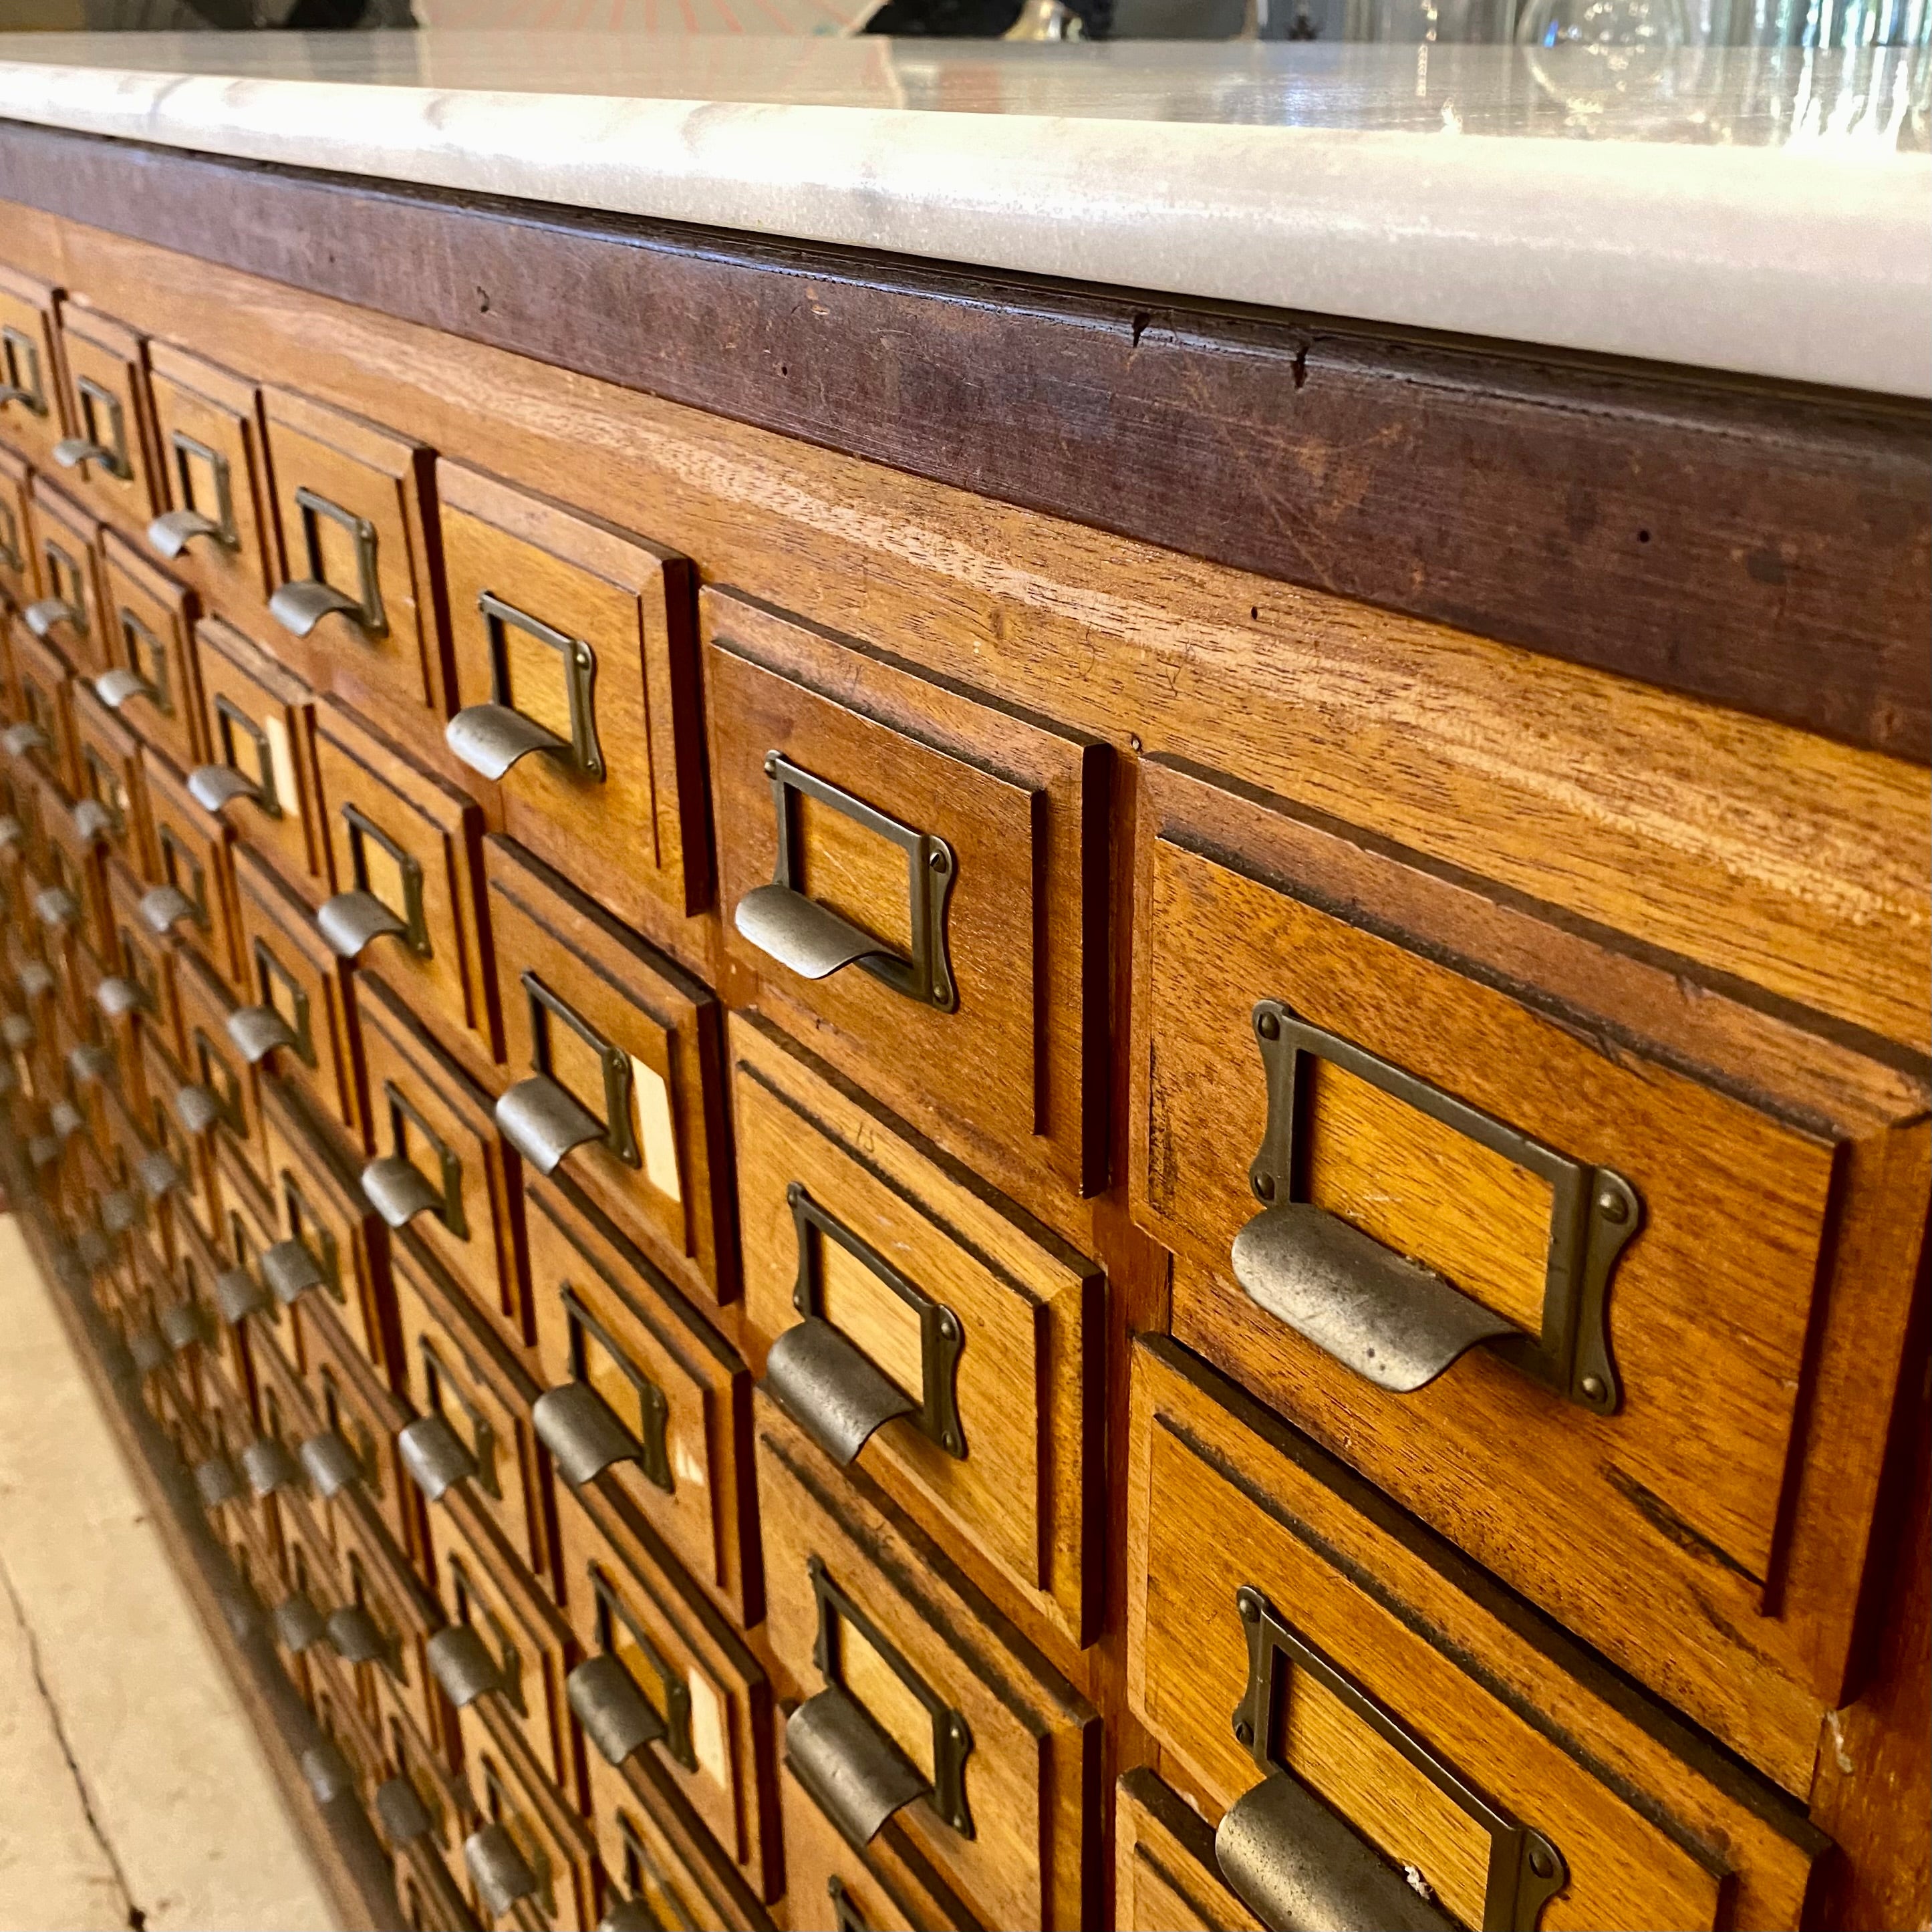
(446, 702, 571, 781)
(274, 486, 386, 638)
(316, 889, 409, 962)
(301, 1743, 354, 1807)
(48, 1099, 86, 1145)
(213, 1263, 268, 1325)
(160, 1300, 203, 1353)
(138, 883, 201, 936)
(227, 1003, 299, 1067)
(100, 1189, 142, 1236)
(0, 381, 38, 414)
(71, 801, 116, 844)
(373, 1778, 432, 1846)
(269, 578, 364, 638)
(172, 1082, 225, 1138)
(260, 1238, 325, 1306)
(495, 1074, 602, 1177)
(0, 1012, 33, 1050)
(533, 1381, 645, 1489)
(427, 1624, 503, 1710)
(734, 750, 958, 1012)
(15, 964, 51, 1002)
(240, 1435, 301, 1498)
(23, 597, 78, 640)
(325, 1605, 387, 1665)
(1233, 1001, 1640, 1413)
(147, 509, 223, 559)
(1223, 1586, 1566, 1932)
(299, 1430, 362, 1498)
(785, 1685, 929, 1847)
(272, 1593, 327, 1654)
(33, 886, 78, 930)
(95, 972, 147, 1020)
(135, 1149, 184, 1201)
(73, 1228, 111, 1274)
(449, 589, 604, 782)
(396, 1413, 477, 1502)
(53, 436, 118, 474)
(66, 1043, 115, 1086)
(193, 1453, 244, 1510)
(187, 764, 260, 817)
(464, 1824, 539, 1921)
(1, 720, 49, 757)
(360, 1155, 444, 1231)
(94, 668, 158, 712)
(567, 1654, 667, 1768)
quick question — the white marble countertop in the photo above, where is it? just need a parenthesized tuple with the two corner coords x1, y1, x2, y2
(0, 31, 1926, 396)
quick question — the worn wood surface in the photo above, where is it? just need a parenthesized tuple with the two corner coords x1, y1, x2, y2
(1114, 1768, 1263, 1932)
(1, 126, 1927, 762)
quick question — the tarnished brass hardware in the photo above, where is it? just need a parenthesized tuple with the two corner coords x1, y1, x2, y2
(301, 1742, 354, 1805)
(96, 976, 148, 1020)
(23, 599, 77, 641)
(763, 1182, 965, 1469)
(150, 430, 239, 557)
(138, 883, 201, 936)
(734, 750, 958, 1011)
(94, 666, 156, 711)
(273, 1593, 328, 1654)
(174, 1082, 224, 1138)
(53, 378, 131, 480)
(1, 720, 48, 758)
(214, 1264, 267, 1325)
(240, 1435, 301, 1497)
(447, 589, 604, 782)
(147, 507, 223, 557)
(397, 1413, 477, 1502)
(193, 1453, 243, 1510)
(374, 1778, 432, 1844)
(464, 1824, 539, 1921)
(427, 1624, 503, 1709)
(319, 806, 430, 960)
(1235, 1000, 1639, 1413)
(0, 325, 47, 416)
(1221, 1586, 1565, 1932)
(299, 1430, 362, 1498)
(271, 487, 385, 638)
(33, 886, 78, 930)
(135, 1149, 183, 1200)
(588, 1563, 695, 1770)
(227, 1002, 300, 1066)
(158, 1300, 206, 1353)
(260, 1238, 325, 1306)
(67, 1043, 115, 1086)
(496, 972, 640, 1174)
(71, 799, 115, 844)
(363, 1081, 466, 1238)
(566, 1653, 667, 1767)
(326, 1605, 387, 1665)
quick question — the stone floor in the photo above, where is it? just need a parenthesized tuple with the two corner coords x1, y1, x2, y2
(0, 1215, 339, 1932)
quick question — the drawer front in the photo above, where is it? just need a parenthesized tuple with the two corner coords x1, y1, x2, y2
(332, 1486, 443, 1758)
(525, 1170, 755, 1627)
(144, 341, 280, 619)
(104, 852, 186, 1067)
(0, 266, 67, 470)
(1114, 1769, 1262, 1932)
(229, 1153, 307, 1381)
(441, 462, 705, 933)
(779, 1756, 982, 1932)
(734, 1012, 1097, 1647)
(755, 1389, 1097, 1931)
(315, 697, 498, 1065)
(11, 615, 82, 797)
(72, 676, 158, 884)
(705, 590, 1107, 1201)
(1129, 757, 1929, 1785)
(303, 1296, 418, 1566)
(454, 1697, 595, 1932)
(361, 975, 527, 1357)
(136, 1023, 222, 1248)
(193, 614, 326, 891)
(53, 306, 160, 527)
(392, 1232, 549, 1584)
(142, 745, 246, 993)
(485, 835, 730, 1306)
(174, 1224, 257, 1420)
(1126, 1337, 1824, 1932)
(235, 843, 367, 1147)
(427, 1488, 572, 1792)
(27, 477, 110, 682)
(177, 947, 268, 1190)
(0, 444, 35, 613)
(557, 1480, 777, 1900)
(41, 790, 114, 970)
(262, 387, 449, 725)
(97, 531, 206, 773)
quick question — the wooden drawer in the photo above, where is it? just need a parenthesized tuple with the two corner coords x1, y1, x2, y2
(392, 1230, 551, 1586)
(144, 341, 280, 619)
(0, 444, 35, 613)
(23, 477, 108, 681)
(555, 1479, 777, 1902)
(440, 463, 705, 936)
(376, 1683, 472, 1867)
(71, 673, 158, 884)
(755, 1389, 1097, 1931)
(95, 530, 206, 773)
(426, 1484, 573, 1795)
(525, 1169, 756, 1627)
(100, 1084, 180, 1282)
(485, 836, 730, 1307)
(315, 697, 498, 1067)
(1126, 1337, 1824, 1932)
(51, 304, 160, 529)
(361, 975, 529, 1358)
(453, 1695, 596, 1932)
(176, 946, 269, 1191)
(779, 1753, 982, 1932)
(102, 851, 187, 1069)
(40, 783, 114, 970)
(581, 1746, 773, 1932)
(170, 1207, 257, 1418)
(1128, 757, 1931, 1788)
(9, 614, 82, 797)
(394, 1840, 479, 1932)
(331, 1485, 445, 1761)
(1114, 1768, 1261, 1932)
(262, 386, 449, 726)
(734, 1012, 1097, 1647)
(235, 843, 368, 1146)
(705, 590, 1107, 1202)
(0, 266, 67, 470)
(302, 1292, 421, 1567)
(136, 1021, 222, 1249)
(141, 742, 246, 994)
(192, 613, 327, 893)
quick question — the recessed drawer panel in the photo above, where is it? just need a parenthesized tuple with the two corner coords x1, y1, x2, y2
(10, 613, 82, 797)
(441, 462, 706, 935)
(0, 444, 36, 613)
(555, 1478, 778, 1903)
(175, 946, 268, 1192)
(52, 305, 160, 529)
(314, 697, 498, 1067)
(1114, 1768, 1262, 1932)
(755, 1389, 1097, 1932)
(452, 1695, 595, 1932)
(734, 1012, 1097, 1648)
(706, 590, 1107, 1202)
(525, 1169, 756, 1627)
(1129, 756, 1931, 1788)
(0, 265, 67, 471)
(71, 675, 158, 885)
(26, 475, 110, 683)
(485, 835, 730, 1307)
(360, 975, 528, 1357)
(141, 744, 245, 996)
(96, 531, 206, 773)
(192, 614, 327, 893)
(262, 386, 449, 726)
(235, 844, 367, 1148)
(144, 341, 279, 620)
(1126, 1337, 1824, 1932)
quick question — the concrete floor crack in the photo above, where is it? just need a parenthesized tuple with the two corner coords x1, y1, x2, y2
(0, 1545, 148, 1931)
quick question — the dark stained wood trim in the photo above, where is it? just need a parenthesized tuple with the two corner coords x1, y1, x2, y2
(1, 116, 1926, 762)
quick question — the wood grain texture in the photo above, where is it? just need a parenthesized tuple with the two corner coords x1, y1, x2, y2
(53, 298, 162, 529)
(1114, 1768, 1262, 1932)
(23, 473, 108, 679)
(72, 670, 160, 884)
(1, 130, 1926, 761)
(97, 522, 207, 773)
(1125, 1337, 1826, 1932)
(0, 442, 36, 611)
(0, 257, 71, 472)
(142, 730, 249, 995)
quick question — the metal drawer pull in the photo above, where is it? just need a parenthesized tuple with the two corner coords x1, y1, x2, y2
(241, 1435, 301, 1497)
(72, 800, 115, 844)
(25, 1134, 58, 1169)
(786, 1685, 929, 1847)
(49, 1100, 86, 1144)
(428, 1624, 503, 1708)
(599, 1902, 658, 1932)
(464, 1824, 539, 1921)
(269, 579, 362, 636)
(17, 964, 52, 1001)
(1, 719, 49, 756)
(74, 1228, 111, 1274)
(158, 1301, 206, 1353)
(446, 703, 568, 781)
(214, 1264, 267, 1324)
(173, 1083, 224, 1137)
(273, 1594, 327, 1654)
(567, 1653, 668, 1766)
(496, 1075, 603, 1176)
(94, 667, 156, 711)
(136, 1150, 183, 1200)
(736, 751, 958, 1011)
(193, 1453, 243, 1510)
(67, 1043, 115, 1085)
(100, 1190, 141, 1236)
(448, 589, 604, 782)
(301, 1743, 354, 1806)
(138, 884, 200, 936)
(0, 814, 21, 847)
(763, 1183, 965, 1468)
(33, 887, 78, 930)
(299, 1429, 362, 1498)
(187, 765, 259, 816)
(129, 1327, 168, 1377)
(95, 976, 147, 1020)
(1220, 1586, 1566, 1932)
(398, 1413, 477, 1501)
(53, 435, 118, 474)
(361, 1155, 444, 1231)
(317, 889, 408, 961)
(227, 1003, 299, 1066)
(326, 1605, 386, 1665)
(0, 1012, 31, 1051)
(273, 487, 386, 638)
(533, 1382, 646, 1488)
(24, 598, 78, 640)
(374, 1778, 432, 1845)
(1234, 1001, 1641, 1414)
(261, 1238, 325, 1306)
(147, 508, 224, 558)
